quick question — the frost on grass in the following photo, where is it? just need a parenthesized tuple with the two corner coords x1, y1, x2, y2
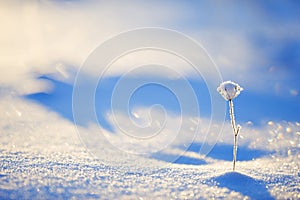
(217, 81, 243, 171)
(217, 80, 243, 101)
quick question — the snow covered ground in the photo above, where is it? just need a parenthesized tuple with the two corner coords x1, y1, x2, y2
(0, 90, 299, 199)
(1, 1, 300, 199)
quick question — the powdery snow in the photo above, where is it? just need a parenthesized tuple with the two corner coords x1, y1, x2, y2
(0, 92, 299, 199)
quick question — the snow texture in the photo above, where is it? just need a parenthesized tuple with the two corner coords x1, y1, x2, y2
(0, 91, 299, 199)
(217, 81, 243, 101)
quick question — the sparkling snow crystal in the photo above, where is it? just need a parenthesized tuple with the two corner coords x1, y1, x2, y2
(217, 81, 243, 101)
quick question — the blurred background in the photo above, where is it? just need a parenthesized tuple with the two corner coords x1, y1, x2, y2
(1, 0, 300, 127)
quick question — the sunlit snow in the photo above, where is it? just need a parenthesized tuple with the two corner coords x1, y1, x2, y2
(1, 1, 300, 199)
(0, 91, 299, 199)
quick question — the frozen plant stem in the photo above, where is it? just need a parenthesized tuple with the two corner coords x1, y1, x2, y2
(229, 99, 240, 171)
(217, 81, 243, 171)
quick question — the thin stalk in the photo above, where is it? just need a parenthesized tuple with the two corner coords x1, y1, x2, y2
(229, 99, 238, 171)
(233, 133, 237, 171)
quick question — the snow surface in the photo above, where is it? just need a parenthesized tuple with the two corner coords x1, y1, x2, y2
(1, 1, 300, 199)
(0, 90, 299, 199)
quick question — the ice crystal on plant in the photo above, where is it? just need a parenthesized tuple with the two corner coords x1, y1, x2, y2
(217, 80, 243, 171)
(217, 81, 243, 101)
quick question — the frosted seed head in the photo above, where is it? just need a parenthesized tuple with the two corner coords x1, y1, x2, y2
(217, 81, 243, 101)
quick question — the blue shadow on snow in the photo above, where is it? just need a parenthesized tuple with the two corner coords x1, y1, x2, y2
(211, 172, 274, 199)
(25, 76, 114, 132)
(25, 75, 300, 131)
(184, 142, 272, 161)
(151, 153, 207, 165)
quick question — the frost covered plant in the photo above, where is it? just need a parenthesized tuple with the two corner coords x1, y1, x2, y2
(217, 81, 243, 171)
